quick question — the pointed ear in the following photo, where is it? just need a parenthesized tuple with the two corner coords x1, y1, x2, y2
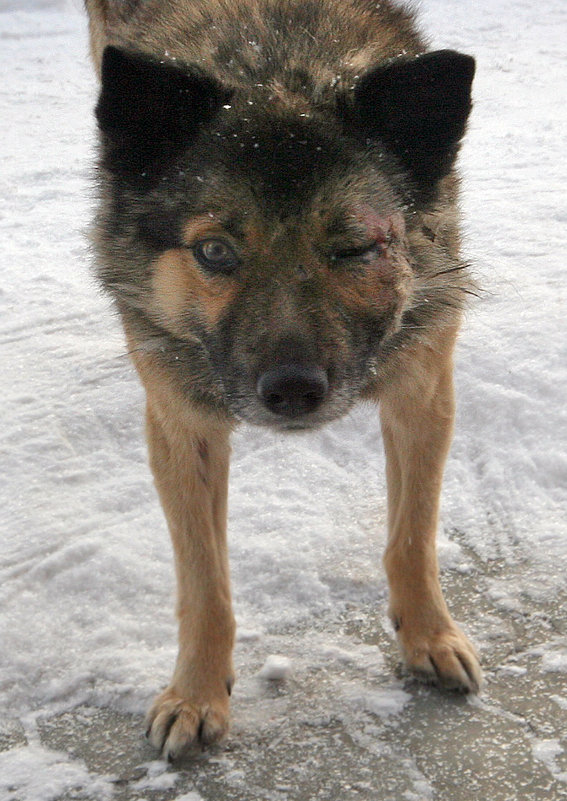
(95, 46, 232, 179)
(353, 50, 475, 190)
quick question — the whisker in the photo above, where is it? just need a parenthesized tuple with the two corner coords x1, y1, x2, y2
(429, 264, 468, 278)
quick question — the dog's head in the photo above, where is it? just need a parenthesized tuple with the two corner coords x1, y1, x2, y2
(94, 46, 474, 429)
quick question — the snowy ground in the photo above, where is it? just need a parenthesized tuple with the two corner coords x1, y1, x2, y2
(1, 1, 566, 799)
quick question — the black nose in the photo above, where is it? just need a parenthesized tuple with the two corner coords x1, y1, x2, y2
(256, 364, 329, 418)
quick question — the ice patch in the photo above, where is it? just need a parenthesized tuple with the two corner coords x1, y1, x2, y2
(317, 639, 385, 676)
(235, 627, 263, 643)
(258, 655, 293, 681)
(540, 650, 567, 674)
(532, 739, 567, 784)
(344, 685, 412, 719)
(551, 695, 567, 711)
(498, 665, 527, 678)
(0, 744, 113, 801)
(133, 772, 178, 791)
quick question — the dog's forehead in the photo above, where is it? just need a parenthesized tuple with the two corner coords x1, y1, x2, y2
(203, 107, 354, 202)
(188, 114, 399, 231)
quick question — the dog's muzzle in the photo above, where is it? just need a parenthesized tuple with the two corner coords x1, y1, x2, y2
(256, 364, 329, 419)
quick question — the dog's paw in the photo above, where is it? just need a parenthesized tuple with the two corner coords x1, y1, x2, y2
(395, 618, 482, 694)
(145, 686, 230, 761)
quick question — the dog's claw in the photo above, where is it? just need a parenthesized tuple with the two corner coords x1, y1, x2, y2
(146, 687, 230, 761)
(396, 619, 482, 694)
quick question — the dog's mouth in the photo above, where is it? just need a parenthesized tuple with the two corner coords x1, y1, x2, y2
(237, 403, 348, 432)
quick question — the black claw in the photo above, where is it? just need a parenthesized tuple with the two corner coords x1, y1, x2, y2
(393, 617, 402, 632)
(413, 667, 437, 687)
(428, 655, 442, 683)
(429, 653, 473, 694)
(456, 652, 479, 693)
(226, 679, 233, 697)
(197, 718, 205, 744)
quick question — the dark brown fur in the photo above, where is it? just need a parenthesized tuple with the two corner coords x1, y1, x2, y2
(85, 0, 480, 760)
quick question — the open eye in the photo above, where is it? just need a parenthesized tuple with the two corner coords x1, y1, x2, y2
(193, 239, 240, 274)
(330, 241, 385, 263)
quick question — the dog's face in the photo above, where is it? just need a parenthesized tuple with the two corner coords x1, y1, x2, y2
(145, 133, 414, 430)
(95, 47, 474, 429)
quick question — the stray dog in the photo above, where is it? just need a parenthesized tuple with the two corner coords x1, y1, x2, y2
(85, 0, 480, 760)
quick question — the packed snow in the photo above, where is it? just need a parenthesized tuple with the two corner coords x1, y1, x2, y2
(1, 0, 566, 799)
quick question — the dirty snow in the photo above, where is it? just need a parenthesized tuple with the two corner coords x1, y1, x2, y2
(0, 742, 113, 801)
(1, 0, 566, 799)
(258, 655, 294, 681)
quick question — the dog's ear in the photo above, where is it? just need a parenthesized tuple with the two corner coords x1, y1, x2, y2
(353, 50, 475, 192)
(96, 46, 232, 178)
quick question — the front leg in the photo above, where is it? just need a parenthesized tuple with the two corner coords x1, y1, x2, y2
(143, 391, 235, 760)
(379, 328, 482, 692)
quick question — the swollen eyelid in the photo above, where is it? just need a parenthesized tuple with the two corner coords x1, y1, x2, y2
(331, 241, 385, 262)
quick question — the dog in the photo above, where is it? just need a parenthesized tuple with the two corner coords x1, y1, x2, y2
(85, 0, 480, 760)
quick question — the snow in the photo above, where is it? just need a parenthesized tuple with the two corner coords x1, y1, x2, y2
(532, 739, 567, 784)
(131, 761, 179, 791)
(540, 649, 567, 674)
(258, 655, 294, 681)
(1, 0, 567, 798)
(0, 744, 113, 801)
(172, 793, 204, 801)
(343, 686, 412, 719)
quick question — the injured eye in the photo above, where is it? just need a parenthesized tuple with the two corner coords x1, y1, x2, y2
(329, 240, 386, 264)
(192, 239, 240, 275)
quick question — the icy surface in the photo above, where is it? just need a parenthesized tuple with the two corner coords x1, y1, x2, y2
(1, 0, 566, 799)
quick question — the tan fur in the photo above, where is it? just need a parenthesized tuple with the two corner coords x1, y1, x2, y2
(84, 0, 115, 72)
(128, 337, 236, 748)
(134, 318, 481, 758)
(85, 0, 423, 87)
(151, 217, 239, 332)
(376, 327, 480, 689)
